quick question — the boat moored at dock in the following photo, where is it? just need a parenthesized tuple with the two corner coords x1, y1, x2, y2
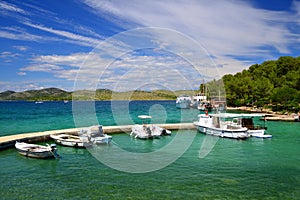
(193, 113, 271, 139)
(15, 141, 60, 159)
(79, 125, 112, 144)
(130, 115, 171, 139)
(50, 134, 92, 148)
(176, 95, 192, 109)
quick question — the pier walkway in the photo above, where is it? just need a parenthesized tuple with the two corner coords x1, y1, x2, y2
(0, 123, 195, 150)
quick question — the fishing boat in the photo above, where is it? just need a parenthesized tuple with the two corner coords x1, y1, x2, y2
(15, 141, 60, 159)
(176, 95, 191, 109)
(79, 125, 112, 144)
(130, 115, 171, 139)
(193, 113, 270, 140)
(50, 134, 92, 148)
(190, 93, 207, 108)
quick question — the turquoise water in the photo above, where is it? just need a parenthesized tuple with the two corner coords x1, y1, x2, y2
(0, 101, 299, 199)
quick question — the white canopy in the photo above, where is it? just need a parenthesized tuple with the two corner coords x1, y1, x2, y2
(138, 115, 152, 119)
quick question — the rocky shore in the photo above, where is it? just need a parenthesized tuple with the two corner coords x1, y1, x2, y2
(227, 106, 299, 122)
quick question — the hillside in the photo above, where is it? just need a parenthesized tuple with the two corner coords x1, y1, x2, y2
(0, 88, 72, 101)
(0, 88, 182, 101)
(221, 56, 300, 112)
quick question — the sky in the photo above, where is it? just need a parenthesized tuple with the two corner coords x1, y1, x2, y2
(0, 0, 300, 92)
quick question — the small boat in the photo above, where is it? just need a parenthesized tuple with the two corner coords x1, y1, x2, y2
(176, 95, 191, 109)
(35, 101, 44, 104)
(79, 125, 112, 144)
(15, 141, 60, 159)
(193, 113, 270, 140)
(254, 134, 272, 139)
(130, 115, 171, 139)
(50, 134, 92, 148)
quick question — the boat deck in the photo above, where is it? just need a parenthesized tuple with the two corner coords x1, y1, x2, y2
(0, 123, 195, 150)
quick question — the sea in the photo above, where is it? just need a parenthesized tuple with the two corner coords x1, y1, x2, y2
(0, 100, 299, 199)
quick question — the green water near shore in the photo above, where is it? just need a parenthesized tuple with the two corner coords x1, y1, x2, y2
(0, 101, 299, 199)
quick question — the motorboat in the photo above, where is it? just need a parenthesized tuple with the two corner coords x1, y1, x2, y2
(15, 141, 60, 159)
(79, 125, 112, 144)
(131, 124, 154, 139)
(130, 115, 171, 139)
(193, 113, 270, 140)
(50, 134, 92, 148)
(190, 93, 207, 108)
(176, 95, 191, 109)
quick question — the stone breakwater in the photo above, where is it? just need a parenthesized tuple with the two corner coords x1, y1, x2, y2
(0, 123, 196, 150)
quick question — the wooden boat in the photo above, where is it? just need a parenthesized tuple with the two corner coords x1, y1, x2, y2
(50, 134, 92, 148)
(15, 141, 60, 159)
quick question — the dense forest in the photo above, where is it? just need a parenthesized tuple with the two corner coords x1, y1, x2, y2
(221, 56, 300, 112)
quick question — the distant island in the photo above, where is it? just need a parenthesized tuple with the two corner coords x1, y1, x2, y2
(1, 56, 299, 113)
(0, 87, 190, 101)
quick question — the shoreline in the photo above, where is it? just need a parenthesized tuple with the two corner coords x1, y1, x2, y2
(227, 106, 298, 122)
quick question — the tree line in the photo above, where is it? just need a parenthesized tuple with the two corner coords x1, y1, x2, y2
(220, 56, 300, 112)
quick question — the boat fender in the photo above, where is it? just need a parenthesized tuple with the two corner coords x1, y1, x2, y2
(205, 109, 208, 116)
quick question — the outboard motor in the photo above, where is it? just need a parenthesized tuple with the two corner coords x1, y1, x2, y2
(50, 144, 57, 152)
(98, 125, 105, 137)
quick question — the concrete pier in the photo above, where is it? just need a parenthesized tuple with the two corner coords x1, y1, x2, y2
(0, 123, 195, 150)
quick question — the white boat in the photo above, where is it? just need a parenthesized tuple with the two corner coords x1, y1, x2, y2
(79, 125, 112, 144)
(190, 93, 207, 108)
(131, 124, 154, 139)
(130, 115, 171, 139)
(176, 95, 191, 109)
(50, 134, 92, 148)
(193, 113, 270, 140)
(15, 141, 60, 159)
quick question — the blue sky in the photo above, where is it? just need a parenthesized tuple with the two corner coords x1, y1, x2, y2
(0, 0, 299, 92)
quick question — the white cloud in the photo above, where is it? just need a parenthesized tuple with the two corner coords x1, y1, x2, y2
(13, 45, 27, 51)
(17, 71, 26, 76)
(0, 1, 27, 15)
(24, 22, 103, 47)
(0, 27, 50, 41)
(82, 0, 299, 76)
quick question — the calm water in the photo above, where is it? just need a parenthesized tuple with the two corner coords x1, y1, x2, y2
(0, 101, 299, 199)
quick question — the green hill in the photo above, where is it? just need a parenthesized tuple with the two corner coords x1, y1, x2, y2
(0, 88, 181, 101)
(0, 88, 72, 101)
(220, 56, 300, 112)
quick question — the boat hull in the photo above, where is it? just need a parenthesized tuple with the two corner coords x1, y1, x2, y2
(50, 134, 92, 148)
(176, 101, 191, 109)
(195, 125, 249, 140)
(15, 142, 58, 159)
